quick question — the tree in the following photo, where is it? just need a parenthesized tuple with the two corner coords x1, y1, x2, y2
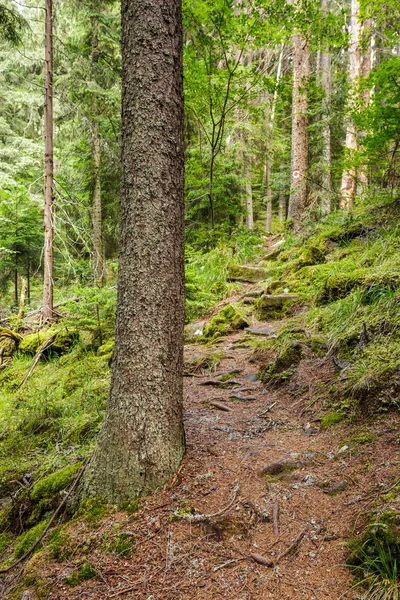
(42, 0, 54, 322)
(288, 27, 310, 227)
(82, 0, 186, 502)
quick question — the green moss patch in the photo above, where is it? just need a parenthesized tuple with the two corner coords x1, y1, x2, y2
(14, 519, 49, 559)
(320, 412, 345, 428)
(31, 462, 82, 502)
(65, 563, 96, 587)
(202, 304, 249, 340)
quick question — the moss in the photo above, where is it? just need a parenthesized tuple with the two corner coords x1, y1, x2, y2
(260, 340, 303, 385)
(255, 293, 301, 321)
(320, 412, 344, 428)
(48, 527, 72, 561)
(347, 511, 400, 575)
(77, 497, 111, 526)
(290, 242, 326, 271)
(317, 270, 400, 304)
(14, 519, 49, 559)
(19, 329, 79, 356)
(227, 264, 267, 282)
(117, 499, 141, 515)
(30, 462, 82, 502)
(65, 563, 96, 587)
(170, 505, 193, 521)
(202, 304, 249, 340)
(110, 532, 135, 557)
(97, 340, 114, 356)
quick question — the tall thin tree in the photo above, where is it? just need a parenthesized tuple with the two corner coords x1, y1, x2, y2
(42, 0, 54, 322)
(288, 30, 310, 228)
(82, 0, 185, 502)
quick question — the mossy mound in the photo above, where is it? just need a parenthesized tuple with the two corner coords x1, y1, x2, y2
(30, 462, 82, 502)
(97, 340, 114, 356)
(346, 511, 400, 579)
(19, 329, 79, 356)
(256, 293, 301, 321)
(0, 336, 16, 358)
(290, 242, 326, 271)
(227, 264, 267, 283)
(202, 304, 249, 340)
(14, 519, 49, 559)
(260, 340, 303, 385)
(317, 270, 400, 304)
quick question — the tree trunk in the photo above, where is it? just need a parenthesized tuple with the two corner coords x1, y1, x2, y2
(288, 32, 310, 227)
(279, 193, 287, 223)
(244, 157, 253, 229)
(42, 0, 54, 322)
(358, 17, 373, 190)
(82, 0, 185, 503)
(91, 126, 105, 286)
(320, 0, 332, 213)
(340, 0, 362, 209)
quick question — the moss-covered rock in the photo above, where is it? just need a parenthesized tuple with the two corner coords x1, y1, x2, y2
(317, 270, 400, 304)
(260, 340, 303, 385)
(184, 321, 206, 343)
(19, 329, 79, 356)
(97, 339, 114, 356)
(0, 328, 22, 358)
(30, 462, 82, 502)
(290, 243, 326, 271)
(256, 293, 301, 321)
(202, 304, 249, 340)
(227, 264, 267, 283)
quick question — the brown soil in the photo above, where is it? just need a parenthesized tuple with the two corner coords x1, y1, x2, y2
(6, 292, 400, 600)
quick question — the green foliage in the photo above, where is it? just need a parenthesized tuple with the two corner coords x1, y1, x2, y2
(347, 513, 400, 600)
(14, 519, 49, 559)
(77, 497, 111, 526)
(65, 563, 96, 587)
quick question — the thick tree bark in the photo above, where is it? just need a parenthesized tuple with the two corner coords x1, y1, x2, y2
(288, 32, 310, 227)
(320, 0, 332, 214)
(82, 0, 185, 503)
(91, 125, 105, 286)
(340, 0, 362, 209)
(42, 0, 54, 322)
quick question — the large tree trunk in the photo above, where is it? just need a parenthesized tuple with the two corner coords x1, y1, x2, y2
(288, 32, 310, 227)
(42, 0, 54, 322)
(340, 0, 362, 209)
(91, 125, 105, 286)
(320, 0, 332, 214)
(82, 0, 185, 503)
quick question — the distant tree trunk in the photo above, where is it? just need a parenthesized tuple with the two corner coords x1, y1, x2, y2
(279, 193, 287, 223)
(91, 125, 105, 286)
(265, 44, 284, 233)
(244, 156, 253, 229)
(340, 0, 361, 209)
(82, 0, 185, 503)
(288, 32, 310, 227)
(14, 269, 18, 306)
(320, 0, 332, 214)
(358, 17, 373, 191)
(42, 0, 54, 322)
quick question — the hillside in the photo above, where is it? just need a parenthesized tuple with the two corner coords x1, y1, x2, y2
(0, 195, 399, 599)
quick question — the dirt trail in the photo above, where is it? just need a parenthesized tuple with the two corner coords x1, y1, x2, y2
(26, 301, 400, 600)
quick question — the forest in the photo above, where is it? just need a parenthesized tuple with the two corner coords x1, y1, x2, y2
(0, 0, 399, 598)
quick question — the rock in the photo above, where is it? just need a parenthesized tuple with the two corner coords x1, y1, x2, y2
(20, 592, 32, 600)
(202, 304, 249, 340)
(260, 340, 303, 386)
(184, 321, 206, 343)
(227, 264, 267, 283)
(229, 393, 257, 402)
(256, 293, 301, 320)
(337, 445, 350, 457)
(244, 372, 258, 382)
(245, 325, 276, 337)
(259, 457, 310, 476)
(242, 296, 256, 305)
(323, 480, 348, 495)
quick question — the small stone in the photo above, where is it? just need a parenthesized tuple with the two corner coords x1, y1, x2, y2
(244, 372, 259, 382)
(337, 445, 349, 456)
(21, 592, 32, 600)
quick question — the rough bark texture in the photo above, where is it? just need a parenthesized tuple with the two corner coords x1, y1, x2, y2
(288, 33, 310, 227)
(82, 0, 185, 503)
(244, 157, 254, 229)
(320, 0, 332, 214)
(340, 0, 361, 209)
(358, 18, 373, 190)
(91, 126, 106, 286)
(42, 0, 54, 322)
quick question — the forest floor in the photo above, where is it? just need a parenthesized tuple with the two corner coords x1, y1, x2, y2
(8, 276, 400, 600)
